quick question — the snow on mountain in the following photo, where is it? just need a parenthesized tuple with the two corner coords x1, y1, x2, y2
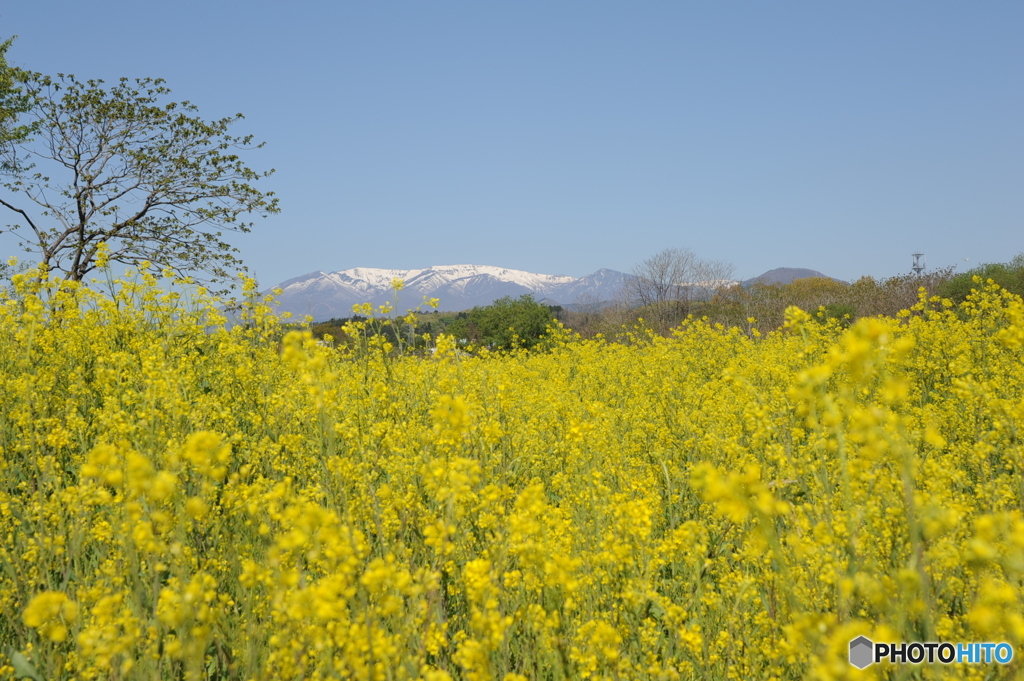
(265, 265, 629, 320)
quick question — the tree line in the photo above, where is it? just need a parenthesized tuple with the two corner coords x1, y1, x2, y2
(302, 249, 1024, 354)
(310, 295, 562, 353)
(560, 249, 1024, 340)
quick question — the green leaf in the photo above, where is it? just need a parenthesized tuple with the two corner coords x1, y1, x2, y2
(10, 650, 44, 681)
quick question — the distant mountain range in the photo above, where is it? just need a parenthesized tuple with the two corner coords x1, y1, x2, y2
(266, 265, 630, 319)
(266, 264, 838, 321)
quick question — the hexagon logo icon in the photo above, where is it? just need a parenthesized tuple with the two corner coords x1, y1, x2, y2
(849, 636, 874, 669)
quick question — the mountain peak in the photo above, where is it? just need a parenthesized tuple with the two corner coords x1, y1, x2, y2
(266, 265, 629, 320)
(742, 267, 841, 287)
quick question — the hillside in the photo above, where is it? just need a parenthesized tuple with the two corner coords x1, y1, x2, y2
(742, 267, 841, 287)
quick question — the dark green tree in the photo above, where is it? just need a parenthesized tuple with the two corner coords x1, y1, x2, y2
(449, 294, 556, 350)
(0, 70, 278, 294)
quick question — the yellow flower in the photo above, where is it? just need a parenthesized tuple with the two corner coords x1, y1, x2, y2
(94, 241, 110, 269)
(23, 591, 78, 642)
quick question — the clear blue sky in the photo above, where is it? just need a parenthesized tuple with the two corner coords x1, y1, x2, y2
(2, 2, 1021, 286)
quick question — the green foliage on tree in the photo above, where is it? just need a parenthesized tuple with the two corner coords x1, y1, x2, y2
(447, 294, 557, 350)
(0, 69, 278, 294)
(817, 302, 856, 327)
(936, 254, 1024, 304)
(0, 38, 35, 282)
(0, 38, 33, 162)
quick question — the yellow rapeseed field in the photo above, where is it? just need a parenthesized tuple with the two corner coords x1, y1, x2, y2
(2, 259, 1024, 680)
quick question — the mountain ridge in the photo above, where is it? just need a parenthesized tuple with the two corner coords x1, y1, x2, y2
(265, 265, 631, 320)
(742, 267, 844, 287)
(266, 264, 838, 321)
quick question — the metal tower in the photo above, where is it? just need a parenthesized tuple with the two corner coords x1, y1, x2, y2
(912, 253, 925, 275)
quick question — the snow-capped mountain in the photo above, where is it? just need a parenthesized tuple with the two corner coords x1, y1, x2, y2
(265, 265, 629, 320)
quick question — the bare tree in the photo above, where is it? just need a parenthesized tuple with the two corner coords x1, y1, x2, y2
(561, 291, 609, 339)
(625, 247, 735, 329)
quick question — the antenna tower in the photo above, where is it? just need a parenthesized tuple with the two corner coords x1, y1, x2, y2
(912, 253, 925, 275)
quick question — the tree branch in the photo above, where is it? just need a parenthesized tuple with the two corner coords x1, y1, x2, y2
(0, 195, 43, 242)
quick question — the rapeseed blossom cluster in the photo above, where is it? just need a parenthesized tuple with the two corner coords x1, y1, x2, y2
(1, 263, 1024, 680)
